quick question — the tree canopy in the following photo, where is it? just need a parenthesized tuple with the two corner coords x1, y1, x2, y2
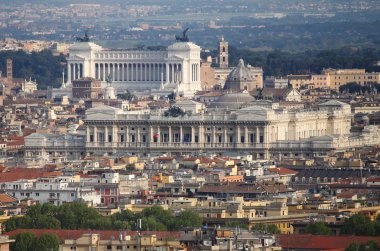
(305, 222, 333, 235)
(5, 203, 202, 232)
(164, 106, 186, 117)
(0, 50, 66, 89)
(341, 213, 380, 236)
(251, 223, 280, 234)
(213, 46, 380, 77)
(339, 82, 380, 94)
(345, 240, 379, 251)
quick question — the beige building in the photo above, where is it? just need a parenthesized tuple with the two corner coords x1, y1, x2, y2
(323, 68, 380, 91)
(61, 233, 182, 251)
(289, 69, 380, 91)
(82, 99, 372, 159)
(200, 57, 217, 90)
(288, 75, 313, 89)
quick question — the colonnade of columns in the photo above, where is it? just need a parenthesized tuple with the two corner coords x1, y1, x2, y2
(191, 63, 199, 82)
(93, 62, 182, 84)
(67, 63, 83, 82)
(86, 125, 268, 147)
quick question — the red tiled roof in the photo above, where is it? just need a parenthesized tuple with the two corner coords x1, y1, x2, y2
(155, 157, 175, 161)
(5, 229, 181, 241)
(182, 157, 199, 161)
(0, 194, 18, 203)
(367, 178, 380, 182)
(268, 167, 298, 176)
(279, 234, 380, 250)
(0, 168, 62, 182)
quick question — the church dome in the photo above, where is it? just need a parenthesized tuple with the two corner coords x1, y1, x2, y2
(224, 59, 257, 92)
(227, 59, 253, 81)
(208, 91, 255, 110)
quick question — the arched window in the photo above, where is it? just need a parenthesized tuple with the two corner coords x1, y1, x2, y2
(222, 47, 226, 52)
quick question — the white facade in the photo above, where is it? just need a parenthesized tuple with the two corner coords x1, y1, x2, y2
(82, 100, 367, 159)
(0, 177, 101, 206)
(66, 42, 202, 97)
(24, 133, 85, 165)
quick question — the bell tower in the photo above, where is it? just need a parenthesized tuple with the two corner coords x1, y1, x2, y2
(218, 35, 228, 69)
(6, 58, 13, 83)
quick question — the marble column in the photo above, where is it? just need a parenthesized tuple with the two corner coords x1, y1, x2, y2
(166, 64, 169, 84)
(244, 126, 248, 145)
(168, 126, 172, 143)
(104, 127, 109, 143)
(67, 63, 71, 82)
(93, 127, 98, 146)
(191, 127, 195, 143)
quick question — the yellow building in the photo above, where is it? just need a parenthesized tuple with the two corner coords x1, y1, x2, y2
(60, 233, 183, 251)
(289, 69, 380, 91)
(324, 68, 380, 90)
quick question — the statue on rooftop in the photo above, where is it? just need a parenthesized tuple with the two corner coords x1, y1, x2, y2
(76, 29, 90, 42)
(106, 74, 112, 86)
(175, 28, 190, 42)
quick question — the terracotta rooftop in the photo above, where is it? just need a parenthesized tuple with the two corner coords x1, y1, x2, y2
(0, 194, 18, 204)
(268, 167, 298, 176)
(198, 182, 292, 194)
(0, 168, 62, 182)
(279, 234, 380, 251)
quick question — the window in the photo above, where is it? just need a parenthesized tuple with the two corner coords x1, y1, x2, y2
(90, 135, 94, 142)
(241, 136, 245, 143)
(107, 245, 112, 250)
(207, 135, 211, 143)
(195, 135, 199, 143)
(229, 136, 233, 143)
(142, 135, 146, 142)
(218, 135, 222, 143)
(120, 134, 124, 143)
(260, 136, 264, 143)
(131, 135, 135, 142)
(71, 193, 75, 197)
(35, 193, 39, 196)
(108, 134, 112, 142)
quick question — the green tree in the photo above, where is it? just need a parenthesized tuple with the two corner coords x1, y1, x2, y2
(164, 106, 186, 117)
(342, 213, 376, 236)
(305, 222, 333, 235)
(252, 223, 280, 234)
(225, 221, 248, 229)
(345, 240, 379, 251)
(32, 215, 61, 229)
(33, 233, 60, 251)
(175, 210, 203, 229)
(12, 232, 36, 251)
